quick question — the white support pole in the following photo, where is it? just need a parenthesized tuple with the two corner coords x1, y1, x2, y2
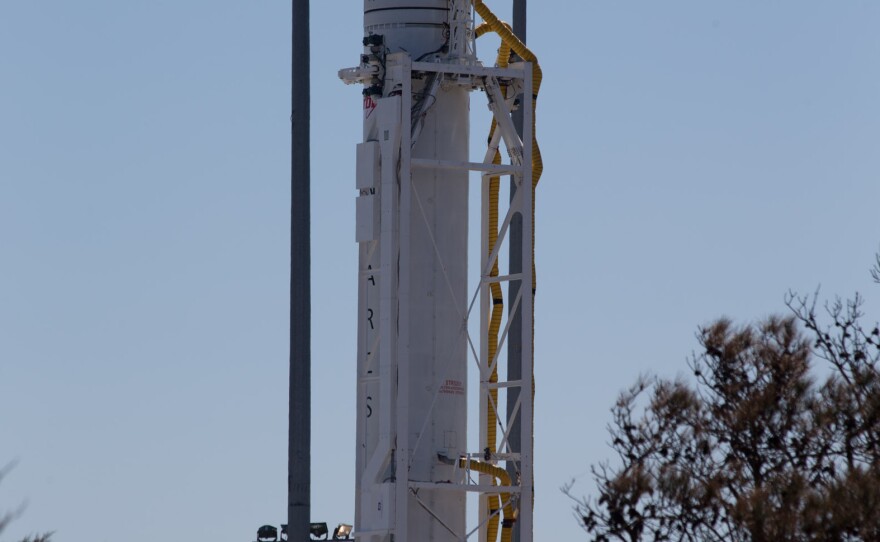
(479, 169, 491, 542)
(396, 56, 414, 542)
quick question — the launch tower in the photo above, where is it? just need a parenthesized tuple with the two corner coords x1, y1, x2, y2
(340, 2, 542, 540)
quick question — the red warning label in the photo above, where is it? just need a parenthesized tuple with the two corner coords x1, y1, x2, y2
(439, 379, 465, 396)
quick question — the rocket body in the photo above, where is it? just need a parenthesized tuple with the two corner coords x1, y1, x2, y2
(355, 2, 471, 541)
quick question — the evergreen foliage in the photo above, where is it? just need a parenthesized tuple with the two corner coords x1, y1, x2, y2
(568, 258, 880, 541)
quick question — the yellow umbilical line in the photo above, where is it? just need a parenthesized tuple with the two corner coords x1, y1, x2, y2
(487, 118, 504, 542)
(474, 2, 543, 542)
(475, 23, 511, 542)
(460, 458, 517, 542)
(474, 1, 544, 288)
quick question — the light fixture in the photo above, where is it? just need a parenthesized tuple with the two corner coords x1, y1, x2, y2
(333, 523, 353, 540)
(310, 522, 329, 540)
(257, 525, 278, 541)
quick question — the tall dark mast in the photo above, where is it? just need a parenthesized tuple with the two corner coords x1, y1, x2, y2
(288, 0, 311, 540)
(507, 2, 526, 542)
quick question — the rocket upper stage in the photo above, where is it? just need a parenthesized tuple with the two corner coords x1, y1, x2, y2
(364, 0, 449, 24)
(364, 0, 451, 59)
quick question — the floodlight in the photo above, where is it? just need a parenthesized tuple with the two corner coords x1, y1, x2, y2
(310, 522, 329, 540)
(333, 523, 353, 540)
(257, 525, 278, 541)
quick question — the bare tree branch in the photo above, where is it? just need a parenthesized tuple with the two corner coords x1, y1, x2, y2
(1, 461, 53, 542)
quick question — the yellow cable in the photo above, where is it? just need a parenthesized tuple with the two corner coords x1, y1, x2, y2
(460, 458, 517, 542)
(474, 3, 543, 542)
(484, 34, 511, 542)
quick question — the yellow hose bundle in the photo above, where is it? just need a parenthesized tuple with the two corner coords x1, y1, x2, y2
(460, 458, 517, 542)
(486, 115, 504, 542)
(474, 2, 543, 542)
(476, 26, 511, 542)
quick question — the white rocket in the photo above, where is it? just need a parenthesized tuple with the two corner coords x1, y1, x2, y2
(340, 2, 541, 541)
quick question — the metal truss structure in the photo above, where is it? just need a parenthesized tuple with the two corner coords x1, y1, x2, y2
(344, 52, 534, 542)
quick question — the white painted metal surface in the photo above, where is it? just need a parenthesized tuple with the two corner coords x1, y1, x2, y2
(364, 0, 449, 59)
(342, 3, 535, 542)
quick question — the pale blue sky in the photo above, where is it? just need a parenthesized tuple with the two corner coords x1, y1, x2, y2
(1, 1, 879, 541)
